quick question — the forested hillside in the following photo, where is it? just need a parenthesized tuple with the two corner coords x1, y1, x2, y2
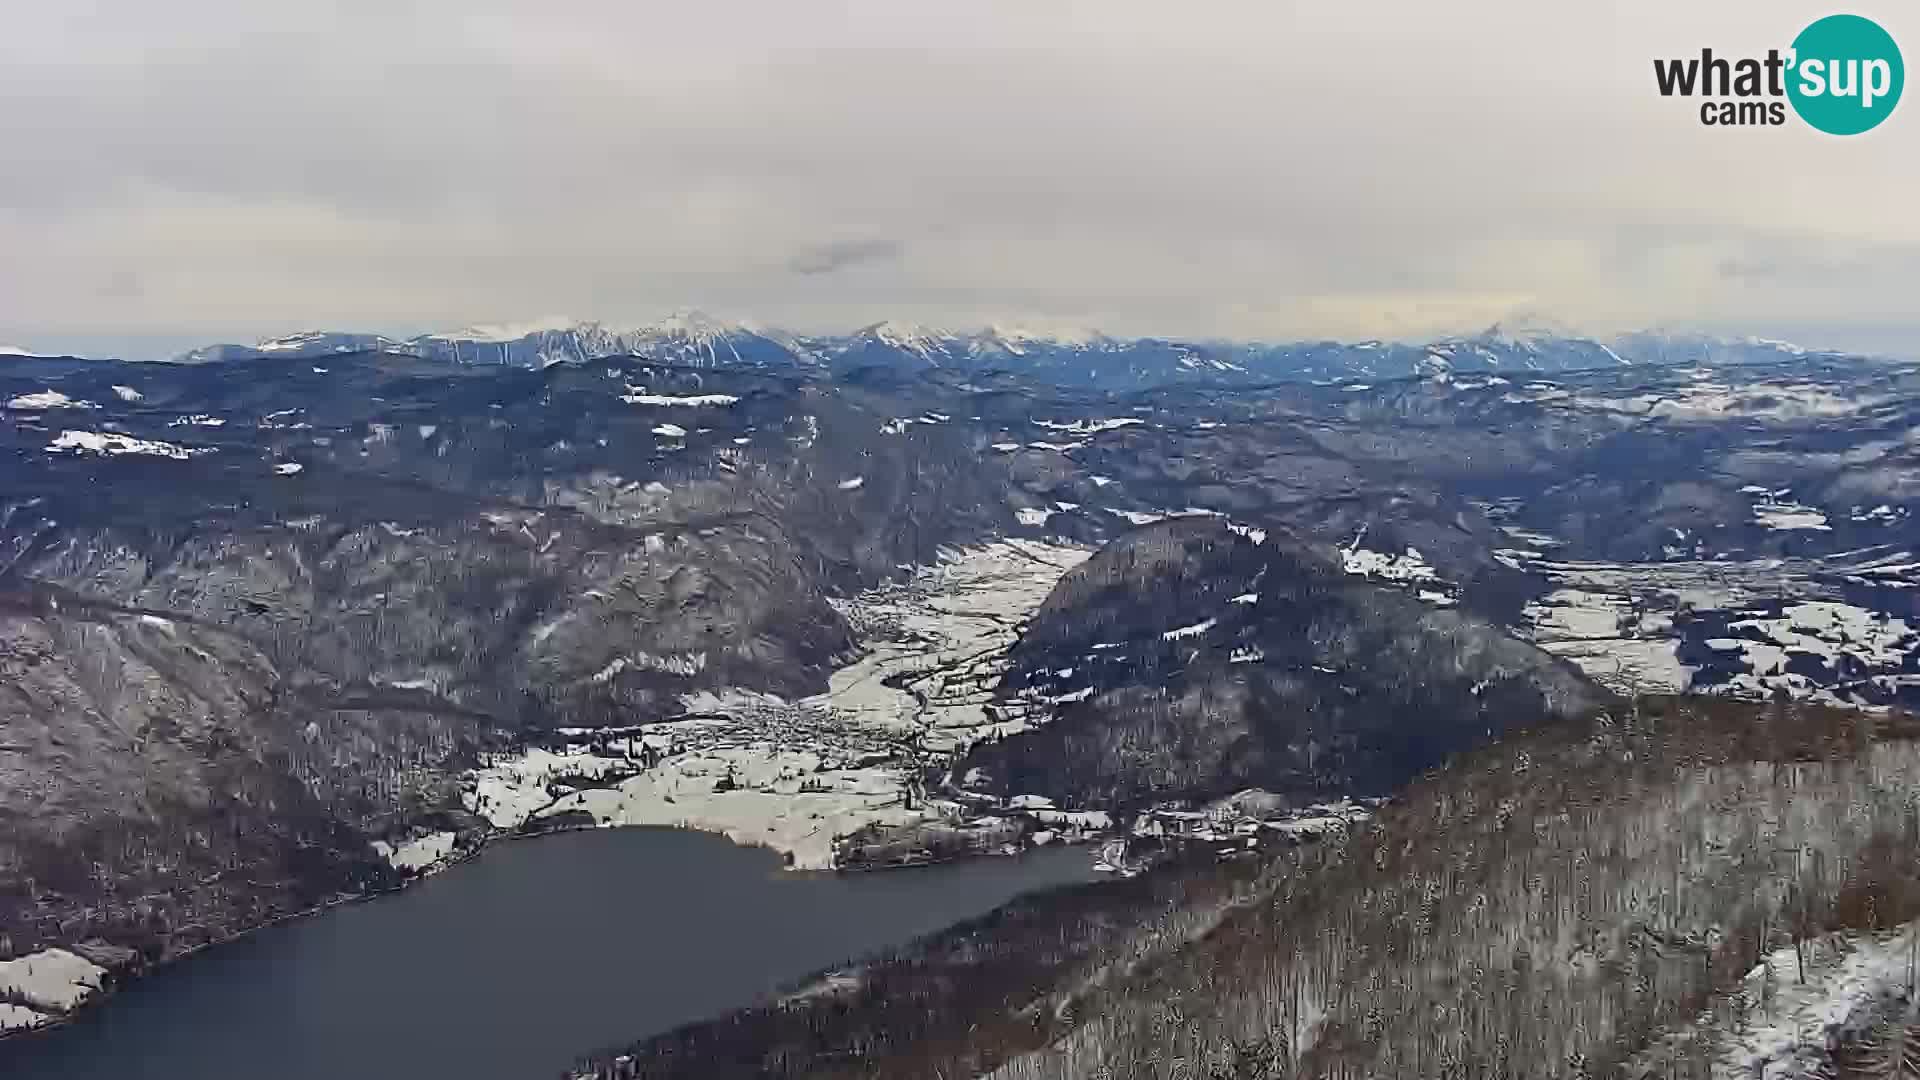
(572, 696, 1920, 1079)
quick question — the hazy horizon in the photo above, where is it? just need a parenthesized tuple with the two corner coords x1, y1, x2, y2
(9, 316, 1920, 366)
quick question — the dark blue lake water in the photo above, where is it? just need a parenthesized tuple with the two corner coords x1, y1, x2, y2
(2, 827, 1098, 1080)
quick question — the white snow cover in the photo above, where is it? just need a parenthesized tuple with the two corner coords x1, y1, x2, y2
(0, 948, 106, 1012)
(1754, 499, 1832, 532)
(254, 330, 332, 352)
(1162, 617, 1216, 641)
(1522, 586, 1694, 694)
(1674, 919, 1920, 1078)
(1015, 507, 1054, 526)
(372, 831, 458, 871)
(1565, 381, 1883, 423)
(7, 390, 96, 410)
(1703, 601, 1920, 701)
(984, 323, 1104, 349)
(837, 476, 865, 491)
(47, 430, 203, 460)
(1028, 808, 1112, 829)
(467, 746, 632, 829)
(1033, 417, 1144, 435)
(429, 315, 579, 342)
(272, 462, 304, 475)
(1503, 544, 1920, 702)
(534, 749, 910, 872)
(620, 387, 741, 407)
(0, 344, 36, 356)
(1341, 543, 1438, 583)
(651, 422, 688, 438)
(0, 1003, 50, 1032)
(862, 320, 953, 360)
(168, 414, 226, 427)
(110, 385, 143, 402)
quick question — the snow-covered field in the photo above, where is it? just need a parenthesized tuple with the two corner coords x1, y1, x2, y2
(1503, 542, 1920, 703)
(1521, 585, 1694, 694)
(0, 948, 108, 1032)
(45, 430, 206, 460)
(371, 830, 459, 871)
(461, 541, 1090, 870)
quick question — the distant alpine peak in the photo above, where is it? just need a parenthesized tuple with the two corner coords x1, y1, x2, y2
(979, 323, 1107, 351)
(254, 329, 410, 353)
(425, 316, 581, 343)
(1742, 336, 1810, 355)
(1477, 320, 1574, 342)
(856, 320, 956, 359)
(848, 320, 1106, 361)
(0, 343, 35, 357)
(425, 312, 766, 348)
(626, 309, 763, 344)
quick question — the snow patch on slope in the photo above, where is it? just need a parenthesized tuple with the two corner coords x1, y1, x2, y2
(7, 390, 96, 410)
(47, 430, 205, 460)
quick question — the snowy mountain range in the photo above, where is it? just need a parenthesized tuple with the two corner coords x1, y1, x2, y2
(171, 315, 1838, 389)
(7, 331, 1919, 1068)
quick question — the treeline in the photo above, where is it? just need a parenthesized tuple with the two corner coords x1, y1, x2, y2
(567, 695, 1920, 1079)
(993, 696, 1920, 1080)
(565, 847, 1280, 1080)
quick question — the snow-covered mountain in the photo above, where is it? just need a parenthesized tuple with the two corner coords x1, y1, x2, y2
(796, 321, 1090, 370)
(175, 312, 803, 370)
(178, 331, 419, 364)
(169, 319, 1845, 389)
(411, 311, 805, 370)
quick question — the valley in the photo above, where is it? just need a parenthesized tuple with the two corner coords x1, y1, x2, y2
(6, 331, 1920, 1077)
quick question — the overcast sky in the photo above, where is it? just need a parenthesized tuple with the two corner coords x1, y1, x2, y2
(3, 1, 1916, 358)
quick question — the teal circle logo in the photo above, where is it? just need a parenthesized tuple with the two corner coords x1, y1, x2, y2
(1787, 14, 1903, 134)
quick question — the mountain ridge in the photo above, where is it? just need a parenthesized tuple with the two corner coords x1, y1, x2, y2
(165, 320, 1849, 391)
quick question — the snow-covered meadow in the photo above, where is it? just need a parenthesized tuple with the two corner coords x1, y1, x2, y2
(458, 540, 1092, 870)
(0, 949, 108, 1032)
(1501, 538, 1920, 703)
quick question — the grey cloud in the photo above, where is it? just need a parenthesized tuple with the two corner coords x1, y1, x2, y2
(788, 238, 903, 276)
(0, 0, 1916, 351)
(98, 271, 143, 300)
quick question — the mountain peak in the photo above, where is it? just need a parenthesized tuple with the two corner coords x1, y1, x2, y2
(630, 309, 759, 342)
(980, 323, 1106, 351)
(254, 330, 365, 353)
(427, 316, 581, 343)
(857, 320, 954, 359)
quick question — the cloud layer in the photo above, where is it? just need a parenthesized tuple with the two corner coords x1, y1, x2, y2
(2, 1, 1916, 357)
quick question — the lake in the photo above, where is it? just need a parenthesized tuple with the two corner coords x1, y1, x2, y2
(0, 828, 1100, 1080)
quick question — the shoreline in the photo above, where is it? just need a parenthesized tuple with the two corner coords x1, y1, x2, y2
(0, 811, 1107, 1047)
